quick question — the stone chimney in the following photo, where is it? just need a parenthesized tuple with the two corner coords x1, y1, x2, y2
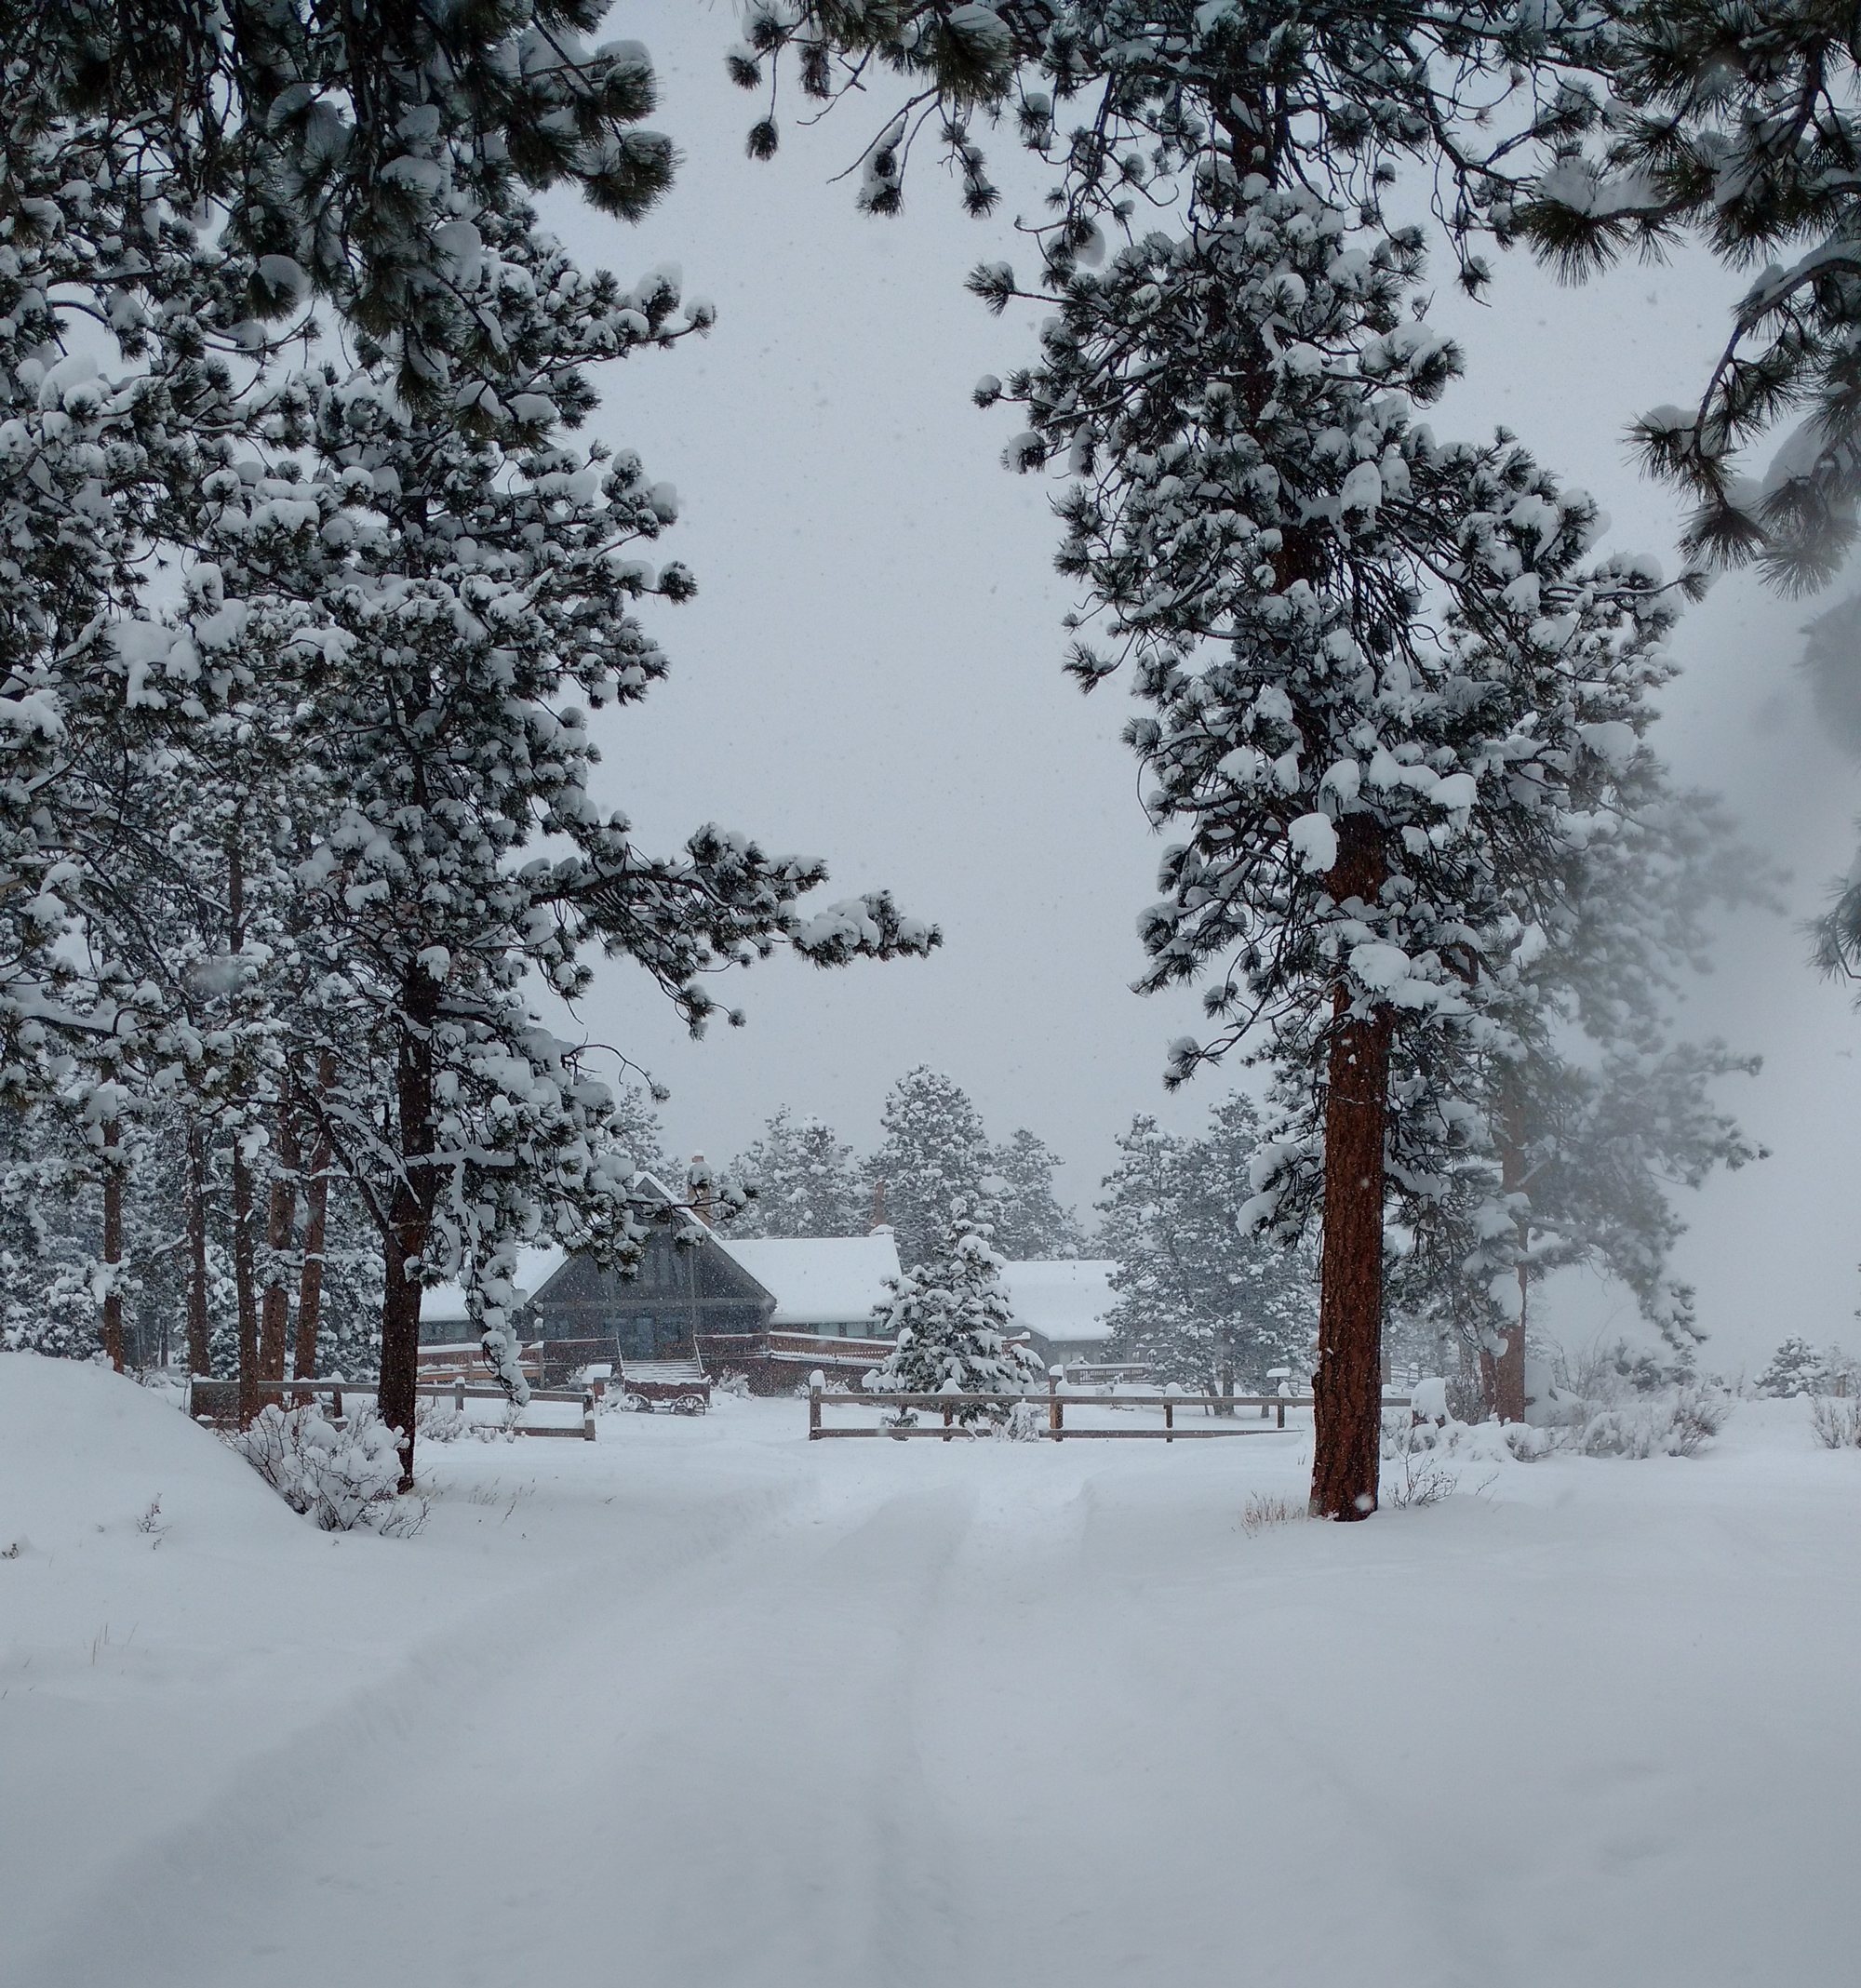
(869, 1178, 887, 1234)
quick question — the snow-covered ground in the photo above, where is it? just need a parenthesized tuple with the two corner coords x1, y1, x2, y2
(4, 1354, 1856, 1988)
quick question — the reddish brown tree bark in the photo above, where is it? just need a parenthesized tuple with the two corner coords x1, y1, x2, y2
(185, 1117, 211, 1376)
(1310, 816, 1391, 1521)
(258, 1078, 299, 1382)
(232, 1145, 261, 1423)
(293, 1053, 336, 1381)
(101, 1119, 124, 1371)
(1494, 1069, 1530, 1423)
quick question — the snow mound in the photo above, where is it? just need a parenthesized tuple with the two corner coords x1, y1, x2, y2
(0, 1353, 314, 1560)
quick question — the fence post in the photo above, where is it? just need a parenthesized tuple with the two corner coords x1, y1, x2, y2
(454, 1380, 465, 1414)
(1277, 1397, 1286, 1430)
(809, 1370, 824, 1440)
(942, 1403, 954, 1443)
(1049, 1365, 1064, 1440)
(1165, 1397, 1174, 1442)
(582, 1390, 596, 1441)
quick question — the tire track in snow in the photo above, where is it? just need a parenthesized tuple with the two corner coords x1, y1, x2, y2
(7, 1467, 981, 1988)
(3, 1458, 821, 1988)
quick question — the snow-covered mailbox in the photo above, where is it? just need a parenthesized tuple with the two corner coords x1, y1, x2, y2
(997, 1260, 1119, 1370)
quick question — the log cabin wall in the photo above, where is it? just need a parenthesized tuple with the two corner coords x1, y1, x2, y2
(526, 1229, 773, 1385)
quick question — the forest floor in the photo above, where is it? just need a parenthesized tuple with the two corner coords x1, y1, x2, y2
(3, 1352, 1856, 1988)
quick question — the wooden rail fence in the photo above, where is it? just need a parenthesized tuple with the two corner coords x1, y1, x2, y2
(188, 1377, 597, 1440)
(808, 1373, 1410, 1441)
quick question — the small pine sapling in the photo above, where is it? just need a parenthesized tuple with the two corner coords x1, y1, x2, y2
(868, 1197, 1044, 1423)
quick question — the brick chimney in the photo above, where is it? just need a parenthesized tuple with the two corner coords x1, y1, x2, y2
(687, 1152, 713, 1227)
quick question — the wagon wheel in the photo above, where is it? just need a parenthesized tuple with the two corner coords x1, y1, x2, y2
(672, 1392, 707, 1416)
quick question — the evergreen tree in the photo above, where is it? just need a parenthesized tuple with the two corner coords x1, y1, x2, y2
(1097, 1099, 1313, 1394)
(730, 1107, 867, 1237)
(1755, 1337, 1829, 1399)
(865, 1068, 993, 1270)
(1510, 8, 1861, 590)
(867, 1195, 1044, 1422)
(202, 217, 936, 1479)
(610, 1085, 672, 1183)
(989, 1127, 1086, 1260)
(743, 0, 1704, 1518)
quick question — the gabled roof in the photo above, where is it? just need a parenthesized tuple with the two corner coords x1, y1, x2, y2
(1000, 1260, 1118, 1347)
(712, 1232, 902, 1327)
(422, 1169, 685, 1329)
(422, 1245, 570, 1329)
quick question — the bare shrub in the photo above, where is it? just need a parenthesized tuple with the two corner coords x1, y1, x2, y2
(1669, 1383, 1729, 1457)
(1240, 1493, 1301, 1534)
(1386, 1459, 1459, 1508)
(1811, 1396, 1861, 1449)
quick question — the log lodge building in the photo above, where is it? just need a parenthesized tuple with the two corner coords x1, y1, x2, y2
(419, 1168, 1116, 1394)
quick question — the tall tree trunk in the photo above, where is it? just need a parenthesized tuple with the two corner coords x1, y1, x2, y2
(232, 1145, 261, 1423)
(1310, 816, 1391, 1521)
(294, 1052, 335, 1381)
(380, 974, 439, 1491)
(101, 1118, 124, 1371)
(258, 1077, 299, 1382)
(1494, 1067, 1530, 1423)
(185, 1117, 210, 1375)
(226, 831, 261, 1424)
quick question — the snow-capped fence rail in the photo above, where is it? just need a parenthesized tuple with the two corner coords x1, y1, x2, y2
(188, 1378, 597, 1439)
(807, 1374, 1409, 1441)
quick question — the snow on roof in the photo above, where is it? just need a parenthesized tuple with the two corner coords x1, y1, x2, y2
(422, 1245, 569, 1328)
(712, 1232, 902, 1326)
(999, 1260, 1118, 1347)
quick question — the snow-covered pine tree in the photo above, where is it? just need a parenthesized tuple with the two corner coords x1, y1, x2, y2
(1382, 770, 1765, 1417)
(981, 170, 1691, 1514)
(729, 1107, 867, 1237)
(1508, 8, 1861, 591)
(1755, 1336, 1829, 1400)
(186, 208, 936, 1483)
(611, 1085, 673, 1183)
(18, 0, 680, 412)
(740, 3, 1696, 1516)
(864, 1068, 994, 1270)
(866, 1194, 1044, 1423)
(989, 1127, 1086, 1260)
(1097, 1099, 1312, 1395)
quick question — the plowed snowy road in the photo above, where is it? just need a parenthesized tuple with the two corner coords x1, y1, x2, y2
(6, 1358, 1860, 1988)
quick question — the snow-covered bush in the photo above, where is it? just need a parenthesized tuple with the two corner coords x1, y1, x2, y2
(1385, 1396, 1546, 1476)
(1810, 1396, 1861, 1449)
(713, 1371, 751, 1400)
(1004, 1398, 1045, 1442)
(228, 1405, 408, 1529)
(414, 1398, 470, 1444)
(1572, 1384, 1728, 1460)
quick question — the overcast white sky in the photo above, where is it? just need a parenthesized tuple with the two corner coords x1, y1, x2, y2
(546, 3, 1861, 1376)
